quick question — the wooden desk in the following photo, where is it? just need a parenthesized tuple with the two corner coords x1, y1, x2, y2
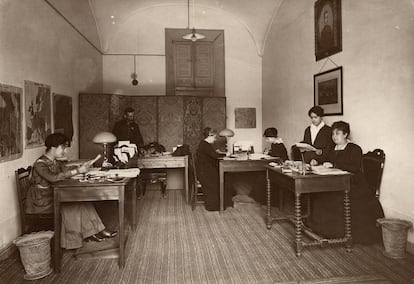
(52, 177, 137, 272)
(219, 158, 279, 214)
(265, 166, 352, 257)
(137, 155, 189, 202)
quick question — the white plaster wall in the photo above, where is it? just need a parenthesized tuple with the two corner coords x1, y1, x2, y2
(262, 0, 414, 242)
(0, 0, 102, 250)
(102, 5, 263, 152)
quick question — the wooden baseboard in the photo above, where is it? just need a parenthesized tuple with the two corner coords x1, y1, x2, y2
(0, 244, 17, 262)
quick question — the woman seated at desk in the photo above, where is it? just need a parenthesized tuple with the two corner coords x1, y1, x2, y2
(263, 127, 288, 161)
(196, 127, 233, 211)
(305, 121, 384, 244)
(26, 133, 117, 249)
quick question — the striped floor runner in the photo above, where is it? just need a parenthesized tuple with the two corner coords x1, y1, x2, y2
(1, 189, 413, 283)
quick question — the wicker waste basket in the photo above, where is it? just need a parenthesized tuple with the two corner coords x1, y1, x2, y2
(13, 230, 54, 280)
(377, 218, 412, 259)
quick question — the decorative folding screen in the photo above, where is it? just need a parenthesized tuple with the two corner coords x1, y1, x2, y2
(79, 94, 226, 158)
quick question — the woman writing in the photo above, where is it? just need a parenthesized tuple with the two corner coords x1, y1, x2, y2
(26, 133, 117, 249)
(196, 127, 233, 211)
(305, 121, 384, 244)
(263, 127, 288, 161)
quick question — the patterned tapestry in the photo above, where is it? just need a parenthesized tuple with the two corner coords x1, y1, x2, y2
(129, 97, 157, 145)
(79, 94, 111, 159)
(158, 96, 183, 152)
(53, 94, 73, 141)
(183, 97, 203, 153)
(24, 80, 52, 148)
(0, 83, 22, 163)
(235, 107, 256, 128)
(203, 97, 227, 151)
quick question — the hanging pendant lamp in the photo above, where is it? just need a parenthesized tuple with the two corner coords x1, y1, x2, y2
(182, 0, 205, 41)
(131, 55, 138, 86)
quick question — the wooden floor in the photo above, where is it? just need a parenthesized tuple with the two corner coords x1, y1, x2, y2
(1, 189, 413, 283)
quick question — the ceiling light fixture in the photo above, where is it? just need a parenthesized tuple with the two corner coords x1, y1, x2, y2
(182, 0, 205, 42)
(131, 55, 138, 86)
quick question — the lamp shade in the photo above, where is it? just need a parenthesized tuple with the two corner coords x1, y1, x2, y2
(219, 128, 235, 137)
(182, 28, 205, 41)
(92, 132, 117, 144)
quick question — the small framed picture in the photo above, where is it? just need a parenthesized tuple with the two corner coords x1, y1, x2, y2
(314, 0, 342, 61)
(314, 66, 343, 116)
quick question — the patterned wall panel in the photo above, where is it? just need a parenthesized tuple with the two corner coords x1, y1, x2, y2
(79, 94, 111, 159)
(183, 97, 203, 153)
(129, 97, 157, 145)
(109, 95, 130, 130)
(203, 97, 226, 131)
(158, 96, 183, 152)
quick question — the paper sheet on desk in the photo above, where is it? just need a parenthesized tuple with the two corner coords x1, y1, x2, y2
(311, 165, 348, 175)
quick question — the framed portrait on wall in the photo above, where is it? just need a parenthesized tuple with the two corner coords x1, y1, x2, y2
(314, 0, 342, 61)
(314, 66, 343, 116)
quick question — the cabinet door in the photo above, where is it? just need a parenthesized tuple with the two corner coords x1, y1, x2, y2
(194, 43, 213, 88)
(174, 42, 193, 87)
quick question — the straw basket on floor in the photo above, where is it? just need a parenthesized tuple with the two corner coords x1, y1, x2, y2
(377, 218, 412, 259)
(13, 231, 54, 280)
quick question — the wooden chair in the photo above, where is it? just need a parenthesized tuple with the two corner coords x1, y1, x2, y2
(15, 167, 54, 234)
(362, 149, 385, 198)
(190, 152, 204, 210)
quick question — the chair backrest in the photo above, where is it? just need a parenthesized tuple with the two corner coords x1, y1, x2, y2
(15, 166, 32, 232)
(362, 149, 385, 198)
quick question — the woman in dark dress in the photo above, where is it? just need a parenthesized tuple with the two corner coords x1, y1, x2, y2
(305, 121, 384, 244)
(263, 127, 288, 161)
(297, 106, 334, 163)
(196, 127, 233, 211)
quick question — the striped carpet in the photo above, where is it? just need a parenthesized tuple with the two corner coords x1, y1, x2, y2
(1, 189, 414, 283)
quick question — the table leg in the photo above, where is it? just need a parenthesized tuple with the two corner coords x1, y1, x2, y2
(119, 191, 125, 268)
(344, 189, 352, 252)
(132, 178, 137, 231)
(185, 159, 189, 203)
(295, 193, 302, 257)
(53, 196, 61, 273)
(266, 169, 272, 229)
(219, 166, 224, 215)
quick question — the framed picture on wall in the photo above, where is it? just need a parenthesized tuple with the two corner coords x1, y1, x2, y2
(314, 66, 343, 116)
(314, 0, 342, 61)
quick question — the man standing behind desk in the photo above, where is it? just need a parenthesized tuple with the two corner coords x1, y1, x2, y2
(112, 107, 144, 147)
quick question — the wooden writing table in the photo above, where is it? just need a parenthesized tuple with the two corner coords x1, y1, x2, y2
(219, 157, 279, 214)
(137, 155, 189, 202)
(265, 165, 352, 257)
(53, 177, 137, 272)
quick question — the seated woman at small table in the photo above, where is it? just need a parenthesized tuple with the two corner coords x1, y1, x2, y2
(263, 127, 288, 161)
(26, 133, 117, 249)
(196, 127, 233, 211)
(305, 121, 384, 244)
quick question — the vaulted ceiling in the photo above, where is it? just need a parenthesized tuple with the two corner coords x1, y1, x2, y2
(47, 0, 284, 55)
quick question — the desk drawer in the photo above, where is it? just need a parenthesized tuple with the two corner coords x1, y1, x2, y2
(138, 161, 184, 168)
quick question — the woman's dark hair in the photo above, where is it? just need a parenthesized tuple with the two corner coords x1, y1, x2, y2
(331, 121, 350, 136)
(263, 127, 278, 138)
(202, 127, 217, 139)
(124, 107, 134, 114)
(308, 106, 324, 117)
(45, 133, 70, 151)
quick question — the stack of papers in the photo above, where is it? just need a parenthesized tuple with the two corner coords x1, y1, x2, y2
(311, 165, 348, 175)
(295, 142, 317, 152)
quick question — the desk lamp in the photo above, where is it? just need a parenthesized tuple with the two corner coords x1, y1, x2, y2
(219, 128, 235, 155)
(92, 131, 117, 168)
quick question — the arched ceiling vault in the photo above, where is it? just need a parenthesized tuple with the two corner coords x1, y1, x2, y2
(47, 0, 285, 56)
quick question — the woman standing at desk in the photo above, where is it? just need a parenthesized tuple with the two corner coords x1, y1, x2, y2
(297, 106, 333, 163)
(305, 121, 384, 244)
(196, 127, 233, 211)
(26, 133, 117, 249)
